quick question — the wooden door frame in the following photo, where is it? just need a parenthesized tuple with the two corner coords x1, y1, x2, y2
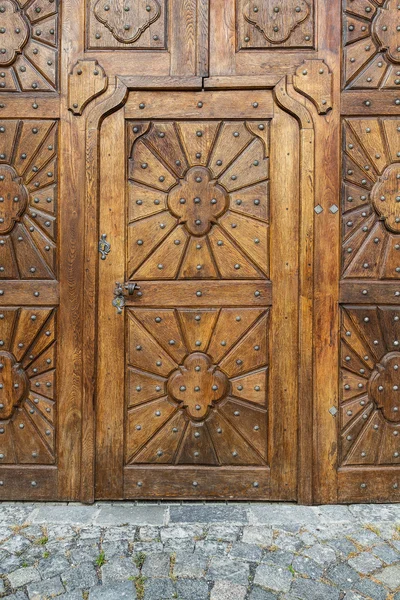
(79, 74, 324, 503)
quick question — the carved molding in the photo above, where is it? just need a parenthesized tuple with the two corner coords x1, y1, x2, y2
(293, 59, 333, 115)
(68, 60, 108, 116)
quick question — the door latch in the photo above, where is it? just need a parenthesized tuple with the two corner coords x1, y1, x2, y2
(112, 281, 140, 314)
(98, 233, 111, 260)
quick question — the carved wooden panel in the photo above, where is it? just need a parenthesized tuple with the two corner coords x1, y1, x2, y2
(0, 0, 59, 92)
(0, 119, 57, 279)
(340, 305, 400, 466)
(343, 0, 400, 90)
(237, 0, 314, 50)
(342, 117, 400, 279)
(0, 307, 56, 465)
(127, 120, 270, 280)
(126, 308, 268, 466)
(86, 0, 166, 49)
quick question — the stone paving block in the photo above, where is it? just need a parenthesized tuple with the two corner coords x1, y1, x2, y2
(348, 550, 383, 574)
(175, 578, 209, 600)
(348, 504, 400, 522)
(249, 505, 315, 526)
(0, 554, 25, 574)
(242, 526, 273, 547)
(325, 562, 361, 589)
(163, 539, 196, 553)
(195, 540, 229, 557)
(3, 593, 30, 600)
(101, 540, 130, 558)
(60, 562, 98, 591)
(32, 505, 98, 525)
(353, 577, 389, 600)
(139, 527, 161, 542)
(26, 575, 65, 599)
(287, 578, 340, 600)
(88, 581, 137, 599)
(95, 506, 166, 526)
(101, 558, 139, 584)
(375, 564, 400, 591)
(254, 563, 293, 593)
(77, 526, 103, 541)
(210, 580, 246, 600)
(326, 538, 357, 558)
(69, 542, 99, 565)
(8, 566, 41, 589)
(261, 549, 294, 567)
(1, 535, 32, 555)
(311, 505, 353, 523)
(102, 526, 137, 542)
(160, 525, 203, 542)
(143, 577, 175, 599)
(206, 525, 241, 542)
(57, 592, 86, 600)
(373, 543, 400, 565)
(249, 588, 279, 600)
(207, 556, 249, 586)
(274, 532, 303, 552)
(142, 553, 171, 578)
(133, 541, 164, 554)
(302, 542, 337, 566)
(0, 578, 4, 594)
(37, 554, 71, 579)
(46, 525, 77, 542)
(291, 555, 324, 579)
(173, 551, 208, 578)
(170, 505, 248, 524)
(348, 528, 382, 547)
(229, 542, 263, 562)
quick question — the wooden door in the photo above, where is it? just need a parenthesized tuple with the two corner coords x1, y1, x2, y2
(95, 89, 303, 500)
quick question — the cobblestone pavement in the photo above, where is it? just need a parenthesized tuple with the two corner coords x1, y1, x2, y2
(0, 503, 400, 599)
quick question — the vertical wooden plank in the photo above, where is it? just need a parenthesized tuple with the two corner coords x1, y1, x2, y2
(170, 0, 197, 76)
(269, 105, 299, 500)
(313, 0, 341, 504)
(209, 0, 235, 76)
(57, 0, 85, 500)
(95, 109, 126, 499)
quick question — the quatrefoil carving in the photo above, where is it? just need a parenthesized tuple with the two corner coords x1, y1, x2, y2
(373, 0, 400, 64)
(369, 352, 400, 423)
(0, 0, 29, 66)
(167, 167, 229, 237)
(94, 0, 161, 44)
(167, 353, 229, 421)
(371, 164, 400, 234)
(243, 0, 310, 44)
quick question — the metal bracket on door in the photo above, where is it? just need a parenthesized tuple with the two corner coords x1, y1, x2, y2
(98, 233, 111, 260)
(112, 281, 140, 314)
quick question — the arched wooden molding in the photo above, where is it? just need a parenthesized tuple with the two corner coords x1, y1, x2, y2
(293, 59, 333, 115)
(68, 59, 108, 116)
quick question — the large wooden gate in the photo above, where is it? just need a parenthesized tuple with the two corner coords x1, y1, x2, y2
(0, 0, 399, 503)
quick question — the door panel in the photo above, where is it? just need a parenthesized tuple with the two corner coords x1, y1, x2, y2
(96, 91, 300, 500)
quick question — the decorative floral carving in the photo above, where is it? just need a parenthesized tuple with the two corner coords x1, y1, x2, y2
(167, 167, 228, 237)
(94, 0, 161, 44)
(369, 352, 400, 423)
(371, 164, 400, 234)
(167, 353, 230, 421)
(0, 351, 29, 420)
(0, 164, 28, 234)
(243, 0, 310, 44)
(0, 0, 29, 66)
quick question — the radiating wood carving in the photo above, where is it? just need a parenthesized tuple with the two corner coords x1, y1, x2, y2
(127, 120, 270, 280)
(0, 120, 57, 279)
(293, 60, 333, 114)
(0, 307, 57, 464)
(340, 305, 400, 466)
(0, 0, 59, 92)
(68, 60, 108, 116)
(238, 0, 314, 50)
(87, 0, 165, 49)
(126, 308, 269, 466)
(343, 0, 400, 89)
(342, 117, 400, 280)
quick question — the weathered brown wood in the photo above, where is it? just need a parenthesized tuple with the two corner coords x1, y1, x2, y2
(338, 468, 400, 503)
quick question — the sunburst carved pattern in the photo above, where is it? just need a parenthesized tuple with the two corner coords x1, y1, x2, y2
(0, 307, 56, 464)
(0, 0, 59, 92)
(238, 0, 314, 50)
(0, 120, 57, 280)
(342, 117, 400, 279)
(127, 120, 270, 281)
(343, 0, 400, 89)
(340, 306, 400, 466)
(126, 307, 269, 466)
